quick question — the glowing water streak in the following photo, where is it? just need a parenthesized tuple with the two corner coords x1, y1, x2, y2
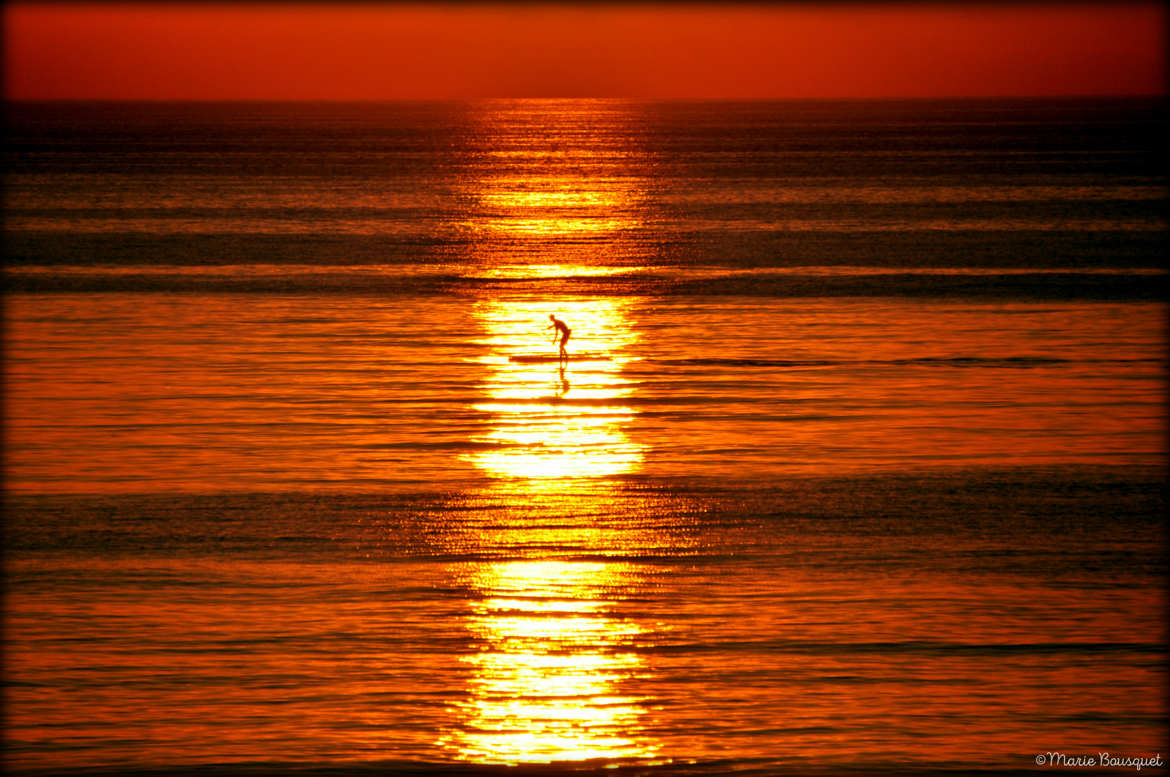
(465, 297, 644, 481)
(439, 560, 659, 765)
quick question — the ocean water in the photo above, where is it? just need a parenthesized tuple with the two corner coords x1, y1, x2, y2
(3, 99, 1167, 775)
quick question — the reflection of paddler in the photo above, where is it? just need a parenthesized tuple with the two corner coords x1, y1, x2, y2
(548, 314, 571, 360)
(556, 364, 570, 399)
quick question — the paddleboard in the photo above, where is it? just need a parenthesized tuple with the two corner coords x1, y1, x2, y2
(508, 353, 611, 363)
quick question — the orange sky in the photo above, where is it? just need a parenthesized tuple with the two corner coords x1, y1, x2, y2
(3, 2, 1165, 99)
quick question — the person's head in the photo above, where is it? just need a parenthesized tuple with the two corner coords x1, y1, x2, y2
(549, 314, 556, 321)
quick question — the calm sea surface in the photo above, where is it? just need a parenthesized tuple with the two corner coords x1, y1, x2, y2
(3, 99, 1167, 775)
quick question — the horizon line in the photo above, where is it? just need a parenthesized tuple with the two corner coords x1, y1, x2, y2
(7, 92, 1166, 102)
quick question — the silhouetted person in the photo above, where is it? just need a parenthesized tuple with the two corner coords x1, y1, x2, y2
(548, 314, 571, 361)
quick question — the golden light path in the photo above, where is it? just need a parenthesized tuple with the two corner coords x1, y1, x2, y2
(465, 297, 643, 481)
(475, 177, 641, 238)
(440, 100, 662, 766)
(438, 560, 659, 765)
(441, 297, 659, 764)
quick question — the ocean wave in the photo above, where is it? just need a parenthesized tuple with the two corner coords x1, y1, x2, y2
(5, 267, 1167, 300)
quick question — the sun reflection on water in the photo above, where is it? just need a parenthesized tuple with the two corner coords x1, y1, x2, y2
(473, 174, 639, 238)
(439, 560, 659, 765)
(441, 100, 662, 766)
(446, 307, 660, 762)
(447, 296, 657, 764)
(456, 99, 654, 267)
(465, 297, 644, 482)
